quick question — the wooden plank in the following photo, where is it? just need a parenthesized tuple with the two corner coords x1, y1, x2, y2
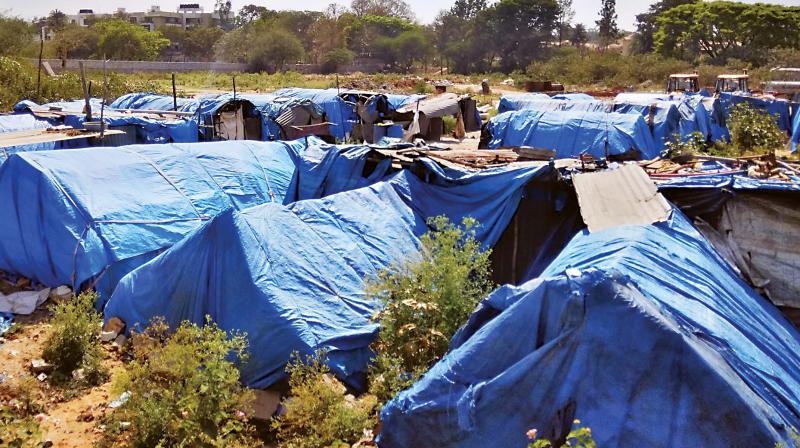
(0, 129, 124, 148)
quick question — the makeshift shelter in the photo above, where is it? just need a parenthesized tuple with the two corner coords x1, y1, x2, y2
(497, 93, 553, 113)
(243, 94, 325, 141)
(379, 207, 800, 448)
(180, 94, 262, 141)
(658, 173, 800, 313)
(791, 107, 800, 152)
(485, 110, 658, 160)
(103, 165, 550, 389)
(271, 88, 353, 140)
(0, 139, 313, 296)
(395, 93, 481, 141)
(612, 98, 683, 149)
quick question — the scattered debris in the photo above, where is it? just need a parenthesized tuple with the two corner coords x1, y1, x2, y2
(0, 288, 51, 315)
(109, 391, 131, 409)
(30, 358, 54, 374)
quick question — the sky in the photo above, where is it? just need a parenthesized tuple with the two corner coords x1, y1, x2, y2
(2, 0, 800, 30)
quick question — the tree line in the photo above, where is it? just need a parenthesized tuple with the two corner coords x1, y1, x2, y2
(1, 0, 799, 74)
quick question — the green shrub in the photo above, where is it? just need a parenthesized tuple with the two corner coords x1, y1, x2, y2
(727, 103, 786, 154)
(41, 291, 107, 387)
(661, 132, 707, 161)
(0, 406, 45, 448)
(271, 352, 377, 448)
(104, 317, 257, 448)
(528, 421, 596, 448)
(367, 216, 495, 402)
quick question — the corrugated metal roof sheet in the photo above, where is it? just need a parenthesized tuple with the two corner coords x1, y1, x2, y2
(573, 164, 671, 233)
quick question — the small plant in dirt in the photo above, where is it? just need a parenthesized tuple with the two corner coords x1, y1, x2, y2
(527, 420, 596, 448)
(102, 317, 258, 448)
(41, 291, 107, 387)
(271, 351, 377, 448)
(367, 216, 495, 403)
(0, 375, 46, 447)
(726, 102, 786, 154)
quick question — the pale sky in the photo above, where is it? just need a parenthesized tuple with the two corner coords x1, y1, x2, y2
(3, 0, 800, 30)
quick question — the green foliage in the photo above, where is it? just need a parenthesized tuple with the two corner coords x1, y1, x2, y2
(94, 19, 170, 60)
(375, 28, 431, 71)
(184, 27, 226, 61)
(271, 352, 377, 448)
(321, 47, 356, 74)
(0, 406, 45, 448)
(367, 216, 495, 402)
(528, 421, 596, 448)
(247, 28, 305, 72)
(662, 132, 707, 160)
(655, 1, 800, 64)
(104, 317, 257, 448)
(0, 15, 34, 57)
(727, 103, 786, 154)
(41, 291, 107, 387)
(595, 0, 619, 48)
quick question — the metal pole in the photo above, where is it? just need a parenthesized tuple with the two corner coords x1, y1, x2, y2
(171, 73, 177, 111)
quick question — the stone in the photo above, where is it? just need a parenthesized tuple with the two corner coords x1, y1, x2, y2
(100, 330, 118, 342)
(251, 389, 281, 421)
(103, 317, 125, 335)
(112, 334, 128, 349)
(30, 359, 53, 374)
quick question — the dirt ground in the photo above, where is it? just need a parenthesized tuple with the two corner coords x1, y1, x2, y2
(1, 304, 124, 447)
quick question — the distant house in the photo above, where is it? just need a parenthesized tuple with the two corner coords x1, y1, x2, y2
(66, 4, 220, 31)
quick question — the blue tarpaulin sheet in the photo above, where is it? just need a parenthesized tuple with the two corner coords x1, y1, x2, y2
(0, 139, 313, 295)
(791, 105, 800, 153)
(272, 88, 352, 140)
(718, 92, 791, 131)
(0, 113, 73, 163)
(379, 209, 800, 448)
(109, 93, 196, 111)
(103, 165, 549, 389)
(487, 110, 658, 159)
(385, 94, 427, 111)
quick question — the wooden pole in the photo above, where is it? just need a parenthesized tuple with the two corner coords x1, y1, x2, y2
(232, 75, 236, 100)
(36, 29, 44, 100)
(171, 73, 178, 111)
(79, 61, 92, 122)
(100, 56, 107, 139)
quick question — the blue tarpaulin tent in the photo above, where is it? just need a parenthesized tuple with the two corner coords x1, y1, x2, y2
(103, 165, 550, 389)
(0, 139, 313, 295)
(109, 93, 196, 111)
(379, 209, 800, 448)
(791, 106, 800, 153)
(271, 88, 353, 140)
(497, 93, 554, 114)
(486, 110, 658, 159)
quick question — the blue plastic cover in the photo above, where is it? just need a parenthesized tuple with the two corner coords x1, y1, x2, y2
(487, 110, 658, 159)
(0, 113, 71, 163)
(718, 92, 791, 131)
(612, 99, 682, 149)
(103, 165, 549, 389)
(497, 93, 555, 114)
(791, 105, 800, 153)
(109, 93, 195, 111)
(272, 88, 353, 139)
(385, 94, 427, 111)
(380, 209, 800, 448)
(551, 93, 595, 101)
(0, 139, 312, 293)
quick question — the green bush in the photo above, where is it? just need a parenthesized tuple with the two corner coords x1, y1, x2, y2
(727, 103, 786, 154)
(0, 374, 46, 447)
(41, 291, 107, 387)
(104, 317, 257, 448)
(367, 216, 495, 402)
(527, 421, 596, 448)
(271, 352, 377, 448)
(661, 132, 707, 160)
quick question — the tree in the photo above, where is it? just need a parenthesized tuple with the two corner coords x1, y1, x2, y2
(571, 23, 588, 49)
(596, 0, 619, 49)
(632, 0, 697, 54)
(52, 24, 99, 61)
(234, 4, 269, 27)
(556, 0, 574, 45)
(214, 27, 250, 62)
(654, 1, 800, 64)
(321, 47, 356, 73)
(215, 0, 233, 29)
(184, 26, 225, 60)
(481, 0, 560, 72)
(247, 28, 305, 72)
(375, 28, 430, 71)
(46, 10, 68, 32)
(351, 0, 414, 21)
(0, 15, 34, 57)
(94, 19, 170, 60)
